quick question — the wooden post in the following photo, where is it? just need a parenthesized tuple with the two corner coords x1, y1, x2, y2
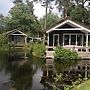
(76, 34, 77, 46)
(86, 34, 88, 52)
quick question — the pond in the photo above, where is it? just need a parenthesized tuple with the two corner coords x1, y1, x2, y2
(0, 50, 90, 90)
(0, 51, 52, 90)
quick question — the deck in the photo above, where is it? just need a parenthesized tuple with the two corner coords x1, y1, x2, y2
(45, 46, 90, 60)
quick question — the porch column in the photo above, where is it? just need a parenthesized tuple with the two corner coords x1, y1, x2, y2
(86, 34, 88, 52)
(63, 34, 64, 46)
(76, 34, 77, 46)
(25, 37, 27, 44)
(82, 35, 84, 46)
(69, 34, 71, 45)
(86, 34, 88, 47)
(47, 33, 49, 46)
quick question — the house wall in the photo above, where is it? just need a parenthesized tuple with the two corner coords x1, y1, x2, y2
(49, 30, 84, 46)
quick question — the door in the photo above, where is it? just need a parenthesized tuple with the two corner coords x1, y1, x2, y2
(53, 34, 59, 46)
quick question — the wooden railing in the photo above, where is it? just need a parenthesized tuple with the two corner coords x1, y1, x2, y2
(46, 45, 90, 59)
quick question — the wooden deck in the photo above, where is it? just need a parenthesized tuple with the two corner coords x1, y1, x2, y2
(45, 46, 90, 60)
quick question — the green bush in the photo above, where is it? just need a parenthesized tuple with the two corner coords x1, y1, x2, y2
(54, 46, 80, 61)
(54, 46, 81, 72)
(32, 43, 45, 58)
(0, 34, 9, 51)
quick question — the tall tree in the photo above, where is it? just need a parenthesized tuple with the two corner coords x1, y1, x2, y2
(5, 0, 41, 36)
(39, 13, 60, 30)
(70, 5, 89, 24)
(74, 0, 90, 7)
(0, 14, 6, 33)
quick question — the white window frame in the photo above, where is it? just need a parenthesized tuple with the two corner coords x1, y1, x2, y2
(53, 34, 59, 46)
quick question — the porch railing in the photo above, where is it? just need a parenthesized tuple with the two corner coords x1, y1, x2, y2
(63, 45, 90, 52)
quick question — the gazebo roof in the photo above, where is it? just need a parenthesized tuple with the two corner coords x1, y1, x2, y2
(5, 29, 27, 36)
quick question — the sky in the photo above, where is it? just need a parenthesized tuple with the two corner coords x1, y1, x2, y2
(0, 0, 59, 18)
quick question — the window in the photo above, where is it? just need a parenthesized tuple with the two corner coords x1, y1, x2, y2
(71, 35, 76, 45)
(64, 35, 69, 45)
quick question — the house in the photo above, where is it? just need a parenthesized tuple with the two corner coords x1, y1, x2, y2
(6, 29, 27, 45)
(45, 18, 90, 58)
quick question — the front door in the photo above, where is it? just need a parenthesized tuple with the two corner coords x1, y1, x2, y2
(53, 34, 59, 46)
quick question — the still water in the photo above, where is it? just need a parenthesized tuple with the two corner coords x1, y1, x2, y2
(0, 52, 51, 90)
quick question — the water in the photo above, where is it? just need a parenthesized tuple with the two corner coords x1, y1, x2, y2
(0, 52, 51, 90)
(0, 51, 89, 90)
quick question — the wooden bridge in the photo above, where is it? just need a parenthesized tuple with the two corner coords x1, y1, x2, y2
(45, 46, 90, 60)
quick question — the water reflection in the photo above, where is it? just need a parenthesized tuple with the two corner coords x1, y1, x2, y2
(0, 51, 50, 90)
(0, 50, 90, 90)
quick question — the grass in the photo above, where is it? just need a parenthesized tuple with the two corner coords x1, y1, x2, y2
(73, 79, 90, 90)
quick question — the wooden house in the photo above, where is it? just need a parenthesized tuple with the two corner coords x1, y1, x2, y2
(45, 18, 90, 59)
(6, 29, 27, 45)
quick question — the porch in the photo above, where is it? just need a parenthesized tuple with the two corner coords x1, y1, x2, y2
(45, 46, 90, 59)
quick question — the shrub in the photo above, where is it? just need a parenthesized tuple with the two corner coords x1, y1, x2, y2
(32, 43, 45, 58)
(54, 46, 80, 61)
(54, 46, 81, 72)
(0, 34, 9, 51)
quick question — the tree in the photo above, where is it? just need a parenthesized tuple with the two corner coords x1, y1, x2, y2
(74, 0, 90, 7)
(5, 0, 41, 36)
(0, 14, 6, 33)
(70, 5, 89, 24)
(39, 13, 60, 30)
(56, 0, 73, 18)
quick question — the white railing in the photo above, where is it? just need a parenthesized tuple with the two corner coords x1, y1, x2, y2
(63, 45, 90, 52)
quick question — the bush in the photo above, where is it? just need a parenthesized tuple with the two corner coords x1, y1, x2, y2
(54, 46, 80, 61)
(54, 47, 81, 72)
(0, 34, 9, 51)
(32, 43, 45, 58)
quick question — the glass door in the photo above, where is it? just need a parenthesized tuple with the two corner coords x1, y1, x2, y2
(53, 34, 59, 46)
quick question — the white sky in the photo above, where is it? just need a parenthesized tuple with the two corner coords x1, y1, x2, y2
(0, 0, 59, 18)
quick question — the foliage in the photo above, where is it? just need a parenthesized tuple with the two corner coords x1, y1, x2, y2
(0, 34, 9, 51)
(5, 1, 41, 36)
(70, 5, 90, 25)
(40, 13, 60, 29)
(54, 73, 63, 83)
(32, 43, 45, 58)
(54, 46, 80, 72)
(54, 46, 80, 61)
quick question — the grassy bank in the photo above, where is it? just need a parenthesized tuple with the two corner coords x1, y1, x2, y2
(72, 79, 90, 90)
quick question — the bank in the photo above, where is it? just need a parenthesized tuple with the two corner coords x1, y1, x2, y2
(72, 79, 90, 90)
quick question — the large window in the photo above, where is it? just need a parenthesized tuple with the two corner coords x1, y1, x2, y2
(71, 35, 76, 45)
(64, 34, 84, 46)
(77, 35, 82, 46)
(64, 35, 69, 45)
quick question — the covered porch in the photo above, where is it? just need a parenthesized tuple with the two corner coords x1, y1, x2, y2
(46, 19, 90, 53)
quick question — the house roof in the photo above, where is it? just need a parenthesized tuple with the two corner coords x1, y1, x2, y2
(44, 17, 90, 33)
(5, 29, 27, 36)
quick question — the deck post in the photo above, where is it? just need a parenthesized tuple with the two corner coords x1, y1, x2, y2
(63, 34, 64, 46)
(86, 34, 88, 52)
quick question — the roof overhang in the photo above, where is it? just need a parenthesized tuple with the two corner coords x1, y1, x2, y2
(6, 29, 27, 36)
(46, 20, 90, 33)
